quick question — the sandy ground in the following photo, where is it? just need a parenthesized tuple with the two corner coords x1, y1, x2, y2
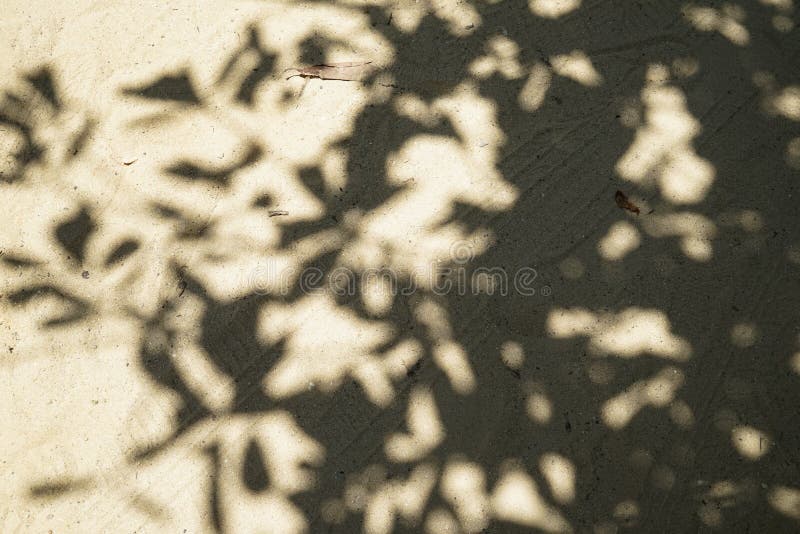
(1, 0, 800, 532)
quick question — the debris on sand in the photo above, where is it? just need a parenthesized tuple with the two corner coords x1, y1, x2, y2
(614, 190, 640, 215)
(284, 62, 373, 82)
(122, 158, 137, 166)
(268, 210, 289, 217)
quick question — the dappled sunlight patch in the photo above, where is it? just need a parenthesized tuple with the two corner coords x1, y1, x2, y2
(547, 307, 692, 360)
(394, 94, 442, 128)
(696, 479, 759, 527)
(768, 486, 800, 520)
(168, 339, 236, 414)
(730, 322, 759, 347)
(518, 62, 553, 111)
(788, 243, 800, 264)
(501, 340, 525, 370)
(361, 273, 396, 315)
(601, 367, 684, 429)
(202, 413, 324, 533)
(425, 508, 461, 534)
(755, 74, 800, 121)
(441, 460, 491, 532)
(430, 0, 482, 36)
(773, 86, 800, 121)
(598, 221, 641, 261)
(682, 4, 750, 45)
(525, 382, 554, 424)
(416, 298, 478, 393)
(527, 391, 554, 424)
(385, 387, 445, 462)
(260, 294, 396, 405)
(434, 341, 477, 394)
(361, 463, 438, 534)
(468, 35, 525, 80)
(772, 13, 795, 31)
(558, 256, 585, 279)
(539, 453, 576, 504)
(616, 67, 715, 205)
(641, 212, 717, 261)
(388, 1, 427, 33)
(432, 83, 509, 166)
(490, 463, 572, 532)
(786, 137, 800, 169)
(613, 500, 640, 527)
(730, 425, 771, 460)
(671, 56, 700, 78)
(381, 338, 425, 380)
(529, 0, 582, 19)
(790, 352, 800, 375)
(550, 50, 603, 87)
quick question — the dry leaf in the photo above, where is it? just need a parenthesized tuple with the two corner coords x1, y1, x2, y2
(614, 190, 640, 215)
(268, 210, 289, 217)
(123, 158, 138, 166)
(284, 62, 373, 82)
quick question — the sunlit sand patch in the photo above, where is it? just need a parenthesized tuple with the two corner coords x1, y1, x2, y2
(529, 0, 581, 19)
(769, 486, 800, 519)
(598, 221, 641, 261)
(385, 387, 445, 462)
(601, 367, 684, 429)
(773, 86, 800, 121)
(786, 137, 800, 169)
(468, 36, 525, 80)
(641, 212, 717, 261)
(671, 57, 700, 78)
(415, 298, 477, 393)
(430, 0, 482, 36)
(614, 499, 640, 526)
(434, 341, 476, 394)
(433, 82, 509, 166)
(491, 463, 572, 532)
(616, 66, 715, 205)
(260, 294, 397, 405)
(363, 462, 438, 534)
(547, 307, 692, 360)
(539, 453, 576, 504)
(500, 340, 525, 369)
(682, 4, 750, 45)
(730, 322, 759, 347)
(773, 14, 795, 31)
(172, 412, 325, 534)
(425, 508, 460, 534)
(518, 62, 553, 111)
(731, 425, 771, 460)
(527, 391, 554, 424)
(791, 352, 800, 375)
(550, 50, 603, 87)
(441, 460, 491, 532)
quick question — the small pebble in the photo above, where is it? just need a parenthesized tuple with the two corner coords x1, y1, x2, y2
(82, 270, 90, 279)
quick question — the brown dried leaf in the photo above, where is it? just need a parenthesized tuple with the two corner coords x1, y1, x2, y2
(284, 62, 373, 82)
(615, 190, 640, 215)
